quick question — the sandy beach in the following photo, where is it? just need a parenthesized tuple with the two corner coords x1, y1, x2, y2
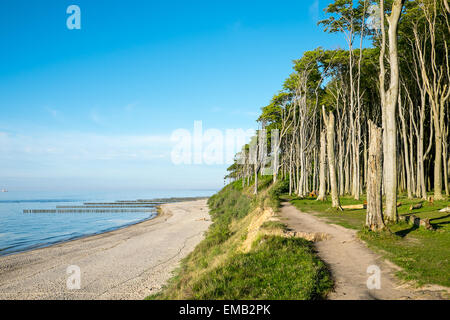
(0, 199, 211, 300)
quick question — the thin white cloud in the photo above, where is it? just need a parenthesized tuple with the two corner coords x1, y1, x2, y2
(45, 107, 63, 121)
(89, 109, 103, 125)
(231, 109, 259, 117)
(0, 132, 172, 162)
(208, 106, 258, 118)
(309, 0, 319, 22)
(209, 106, 223, 113)
(124, 102, 138, 112)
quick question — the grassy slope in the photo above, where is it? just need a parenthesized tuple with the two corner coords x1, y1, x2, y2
(287, 194, 450, 287)
(148, 177, 333, 300)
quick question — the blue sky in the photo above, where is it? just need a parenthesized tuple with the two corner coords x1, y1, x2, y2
(0, 0, 344, 192)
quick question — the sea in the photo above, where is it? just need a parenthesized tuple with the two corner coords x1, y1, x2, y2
(0, 189, 216, 257)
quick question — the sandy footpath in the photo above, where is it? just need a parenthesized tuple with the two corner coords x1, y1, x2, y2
(0, 199, 211, 300)
(280, 202, 448, 300)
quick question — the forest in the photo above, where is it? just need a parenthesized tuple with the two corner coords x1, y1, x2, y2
(226, 0, 450, 231)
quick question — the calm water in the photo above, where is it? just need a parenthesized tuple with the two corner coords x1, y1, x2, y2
(0, 189, 216, 256)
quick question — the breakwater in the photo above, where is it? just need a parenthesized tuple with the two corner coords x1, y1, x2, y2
(23, 199, 160, 214)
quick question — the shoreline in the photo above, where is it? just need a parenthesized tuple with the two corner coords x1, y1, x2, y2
(0, 196, 209, 258)
(0, 214, 159, 258)
(0, 199, 211, 300)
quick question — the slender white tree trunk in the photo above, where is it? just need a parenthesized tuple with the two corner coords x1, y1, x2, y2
(366, 121, 386, 231)
(379, 0, 404, 223)
(323, 106, 341, 209)
(317, 129, 327, 201)
(399, 92, 413, 199)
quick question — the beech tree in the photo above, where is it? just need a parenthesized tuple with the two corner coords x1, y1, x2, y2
(225, 1, 449, 230)
(378, 0, 405, 223)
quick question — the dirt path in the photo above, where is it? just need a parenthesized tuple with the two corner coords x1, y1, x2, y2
(279, 202, 446, 300)
(0, 200, 211, 300)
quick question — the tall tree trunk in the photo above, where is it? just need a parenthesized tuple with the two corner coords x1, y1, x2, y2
(339, 142, 345, 195)
(366, 121, 386, 231)
(353, 0, 368, 200)
(408, 102, 416, 196)
(445, 0, 450, 13)
(317, 129, 327, 201)
(379, 0, 404, 223)
(254, 165, 258, 195)
(434, 115, 444, 200)
(399, 91, 413, 199)
(443, 122, 449, 196)
(323, 106, 341, 209)
(418, 106, 428, 199)
(364, 131, 368, 190)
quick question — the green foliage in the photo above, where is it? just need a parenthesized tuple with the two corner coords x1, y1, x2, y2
(209, 185, 252, 220)
(266, 179, 290, 210)
(318, 0, 369, 35)
(270, 179, 290, 197)
(258, 92, 292, 127)
(205, 184, 253, 247)
(257, 174, 273, 191)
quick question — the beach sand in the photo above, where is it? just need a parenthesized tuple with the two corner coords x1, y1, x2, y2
(0, 199, 211, 300)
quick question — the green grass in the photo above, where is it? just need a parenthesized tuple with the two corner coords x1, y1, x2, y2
(290, 196, 365, 230)
(289, 194, 450, 288)
(187, 236, 332, 300)
(260, 220, 289, 232)
(359, 227, 450, 288)
(148, 184, 254, 300)
(148, 178, 333, 300)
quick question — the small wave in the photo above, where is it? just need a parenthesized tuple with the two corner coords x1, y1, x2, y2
(107, 219, 139, 224)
